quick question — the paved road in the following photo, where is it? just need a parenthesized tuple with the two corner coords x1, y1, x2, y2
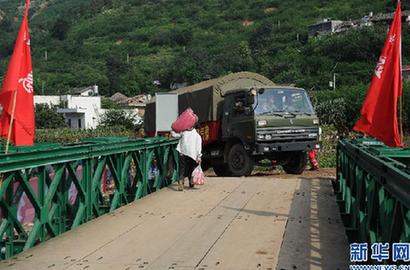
(0, 174, 349, 270)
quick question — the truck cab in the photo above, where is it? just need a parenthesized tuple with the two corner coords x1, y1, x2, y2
(209, 86, 320, 176)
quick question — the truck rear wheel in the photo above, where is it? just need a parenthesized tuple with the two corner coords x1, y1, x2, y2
(228, 144, 254, 176)
(282, 151, 307, 175)
(213, 164, 232, 176)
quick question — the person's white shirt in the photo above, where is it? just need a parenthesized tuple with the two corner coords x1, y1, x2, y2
(171, 129, 202, 161)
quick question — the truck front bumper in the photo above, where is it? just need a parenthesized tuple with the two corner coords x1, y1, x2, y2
(255, 141, 319, 154)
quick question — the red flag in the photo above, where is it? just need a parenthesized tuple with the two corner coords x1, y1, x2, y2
(353, 1, 403, 147)
(0, 0, 34, 146)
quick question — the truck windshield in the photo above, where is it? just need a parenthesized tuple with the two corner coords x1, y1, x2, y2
(254, 89, 314, 116)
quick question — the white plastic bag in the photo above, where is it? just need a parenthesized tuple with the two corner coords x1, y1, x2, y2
(192, 165, 205, 185)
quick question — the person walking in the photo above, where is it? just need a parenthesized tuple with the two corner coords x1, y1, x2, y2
(171, 124, 202, 191)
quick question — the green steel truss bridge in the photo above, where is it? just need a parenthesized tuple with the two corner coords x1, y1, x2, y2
(0, 137, 407, 269)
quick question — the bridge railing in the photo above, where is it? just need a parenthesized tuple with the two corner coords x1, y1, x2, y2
(0, 137, 179, 259)
(336, 138, 410, 243)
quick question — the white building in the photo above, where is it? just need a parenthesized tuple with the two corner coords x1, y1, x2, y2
(308, 19, 344, 37)
(34, 95, 60, 106)
(34, 94, 101, 129)
(34, 88, 142, 129)
(57, 95, 102, 129)
(71, 85, 99, 97)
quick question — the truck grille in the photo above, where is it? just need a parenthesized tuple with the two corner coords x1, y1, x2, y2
(256, 127, 319, 142)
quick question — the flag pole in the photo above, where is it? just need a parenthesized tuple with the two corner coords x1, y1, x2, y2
(399, 0, 404, 144)
(5, 90, 17, 154)
(399, 94, 403, 143)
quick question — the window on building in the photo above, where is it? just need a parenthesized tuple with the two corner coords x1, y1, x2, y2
(68, 119, 71, 128)
(78, 119, 82, 129)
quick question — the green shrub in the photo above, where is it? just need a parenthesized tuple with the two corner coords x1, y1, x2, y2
(99, 109, 142, 131)
(35, 104, 66, 129)
(35, 126, 135, 143)
(317, 125, 339, 168)
(311, 85, 367, 133)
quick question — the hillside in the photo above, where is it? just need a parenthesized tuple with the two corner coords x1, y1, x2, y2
(0, 0, 407, 96)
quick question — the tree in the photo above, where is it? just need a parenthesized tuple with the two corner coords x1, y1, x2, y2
(105, 52, 128, 95)
(51, 18, 70, 40)
(35, 104, 66, 129)
(99, 109, 142, 130)
(238, 41, 254, 70)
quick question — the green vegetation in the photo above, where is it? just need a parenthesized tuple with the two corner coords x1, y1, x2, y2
(35, 126, 135, 143)
(0, 0, 407, 97)
(317, 125, 338, 168)
(99, 109, 142, 130)
(35, 103, 66, 129)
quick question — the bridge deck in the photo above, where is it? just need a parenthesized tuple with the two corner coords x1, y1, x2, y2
(0, 174, 349, 270)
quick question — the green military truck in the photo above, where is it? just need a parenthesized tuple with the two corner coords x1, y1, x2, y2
(145, 72, 320, 176)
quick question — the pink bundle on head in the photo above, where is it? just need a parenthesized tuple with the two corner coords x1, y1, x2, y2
(171, 108, 199, 132)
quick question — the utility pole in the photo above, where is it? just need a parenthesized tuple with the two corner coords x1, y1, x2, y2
(330, 62, 338, 91)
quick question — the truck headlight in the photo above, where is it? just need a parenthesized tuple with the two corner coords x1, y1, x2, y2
(257, 134, 265, 140)
(313, 119, 319, 125)
(258, 120, 267, 127)
(308, 133, 317, 137)
(265, 134, 272, 140)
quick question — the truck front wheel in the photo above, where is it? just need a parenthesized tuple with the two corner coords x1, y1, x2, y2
(282, 151, 307, 175)
(213, 164, 232, 177)
(228, 144, 254, 176)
